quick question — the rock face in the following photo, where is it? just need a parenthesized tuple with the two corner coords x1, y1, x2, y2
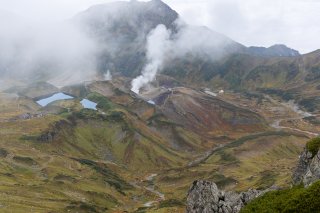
(0, 149, 8, 158)
(39, 132, 56, 143)
(186, 180, 266, 213)
(38, 120, 71, 143)
(15, 113, 44, 120)
(293, 148, 320, 186)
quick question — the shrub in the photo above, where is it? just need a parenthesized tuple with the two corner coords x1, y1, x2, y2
(241, 181, 320, 213)
(306, 137, 320, 157)
(159, 199, 185, 208)
(87, 92, 113, 111)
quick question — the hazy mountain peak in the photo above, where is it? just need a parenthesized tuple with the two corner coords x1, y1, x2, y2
(248, 44, 300, 57)
(76, 0, 178, 26)
(74, 0, 179, 45)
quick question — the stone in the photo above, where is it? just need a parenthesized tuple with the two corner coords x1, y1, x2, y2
(186, 180, 267, 213)
(293, 148, 320, 186)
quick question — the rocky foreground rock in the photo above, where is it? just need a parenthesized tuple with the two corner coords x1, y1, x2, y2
(293, 148, 320, 186)
(186, 180, 267, 213)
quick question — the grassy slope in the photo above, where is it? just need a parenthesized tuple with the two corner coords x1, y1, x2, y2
(241, 137, 320, 213)
(241, 181, 320, 213)
(154, 132, 307, 205)
(0, 112, 146, 212)
(0, 89, 195, 212)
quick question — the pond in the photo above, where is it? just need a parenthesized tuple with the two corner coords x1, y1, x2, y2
(81, 99, 97, 110)
(36, 93, 74, 107)
(147, 100, 156, 105)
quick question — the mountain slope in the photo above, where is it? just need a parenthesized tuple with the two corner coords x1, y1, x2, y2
(163, 49, 320, 114)
(241, 139, 320, 213)
(0, 77, 270, 212)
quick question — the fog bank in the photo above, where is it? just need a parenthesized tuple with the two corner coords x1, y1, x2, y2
(0, 14, 98, 87)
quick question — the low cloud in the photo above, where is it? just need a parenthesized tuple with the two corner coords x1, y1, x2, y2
(172, 0, 320, 53)
(0, 14, 98, 86)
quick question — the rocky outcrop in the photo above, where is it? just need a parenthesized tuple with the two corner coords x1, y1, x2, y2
(186, 180, 267, 213)
(15, 113, 44, 120)
(293, 148, 320, 186)
(0, 148, 8, 158)
(39, 132, 56, 142)
(38, 120, 71, 143)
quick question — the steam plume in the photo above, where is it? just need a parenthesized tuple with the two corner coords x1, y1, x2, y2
(131, 24, 171, 94)
(104, 70, 112, 81)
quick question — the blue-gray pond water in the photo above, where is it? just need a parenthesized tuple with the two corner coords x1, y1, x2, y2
(81, 99, 97, 110)
(147, 100, 155, 105)
(36, 93, 74, 107)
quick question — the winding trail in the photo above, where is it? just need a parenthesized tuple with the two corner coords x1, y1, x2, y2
(143, 174, 165, 207)
(271, 119, 318, 136)
(266, 95, 318, 136)
(146, 174, 164, 197)
(187, 144, 224, 167)
(131, 173, 165, 208)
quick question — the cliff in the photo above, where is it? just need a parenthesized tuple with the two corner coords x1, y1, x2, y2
(293, 148, 320, 186)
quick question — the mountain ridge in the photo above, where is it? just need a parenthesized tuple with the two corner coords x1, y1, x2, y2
(248, 44, 300, 57)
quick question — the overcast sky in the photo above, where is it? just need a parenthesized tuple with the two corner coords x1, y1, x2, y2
(1, 0, 319, 53)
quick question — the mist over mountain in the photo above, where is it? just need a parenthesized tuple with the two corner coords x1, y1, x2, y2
(0, 0, 302, 88)
(73, 0, 248, 80)
(0, 11, 98, 86)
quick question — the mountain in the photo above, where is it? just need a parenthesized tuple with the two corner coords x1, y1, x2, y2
(248, 44, 300, 57)
(73, 0, 247, 77)
(73, 0, 301, 80)
(73, 0, 180, 77)
(0, 0, 301, 82)
(1, 0, 320, 212)
(163, 49, 320, 113)
(76, 0, 179, 35)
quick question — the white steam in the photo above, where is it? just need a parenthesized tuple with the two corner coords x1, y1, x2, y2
(104, 70, 112, 81)
(131, 20, 237, 94)
(131, 24, 171, 94)
(172, 24, 236, 59)
(0, 13, 98, 86)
